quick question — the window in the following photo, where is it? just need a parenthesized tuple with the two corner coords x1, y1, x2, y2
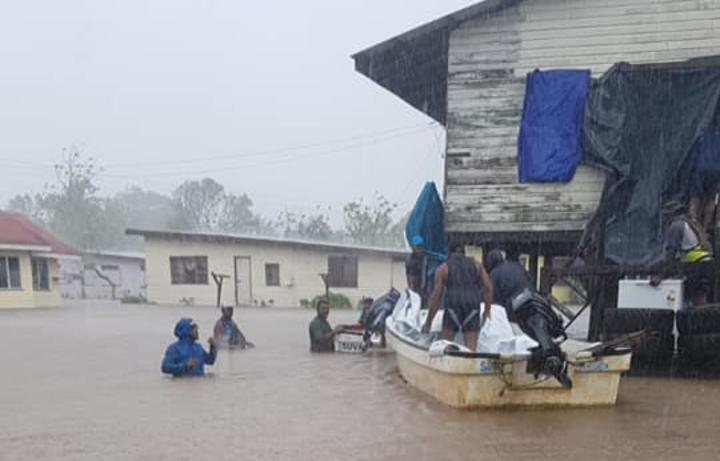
(32, 258, 50, 290)
(170, 256, 208, 285)
(0, 257, 21, 289)
(265, 263, 280, 287)
(327, 255, 358, 288)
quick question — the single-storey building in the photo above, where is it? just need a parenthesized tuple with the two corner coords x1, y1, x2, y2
(127, 229, 408, 307)
(0, 211, 78, 308)
(60, 251, 146, 300)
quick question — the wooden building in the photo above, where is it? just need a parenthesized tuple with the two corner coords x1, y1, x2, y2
(353, 0, 720, 264)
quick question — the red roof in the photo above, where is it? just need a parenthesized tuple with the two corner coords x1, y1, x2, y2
(0, 211, 78, 256)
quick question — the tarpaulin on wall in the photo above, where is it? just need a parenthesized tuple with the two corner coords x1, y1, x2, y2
(689, 130, 720, 199)
(583, 61, 720, 264)
(518, 69, 591, 183)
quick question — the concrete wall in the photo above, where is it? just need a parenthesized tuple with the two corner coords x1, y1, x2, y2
(445, 0, 720, 234)
(144, 237, 407, 307)
(0, 251, 62, 309)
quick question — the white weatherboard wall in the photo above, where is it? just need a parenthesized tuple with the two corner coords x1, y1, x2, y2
(144, 237, 407, 307)
(445, 0, 720, 234)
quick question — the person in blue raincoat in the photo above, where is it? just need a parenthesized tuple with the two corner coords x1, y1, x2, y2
(161, 318, 217, 377)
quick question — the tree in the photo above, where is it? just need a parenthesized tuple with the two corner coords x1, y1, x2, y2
(276, 209, 333, 241)
(343, 194, 404, 247)
(218, 193, 270, 234)
(7, 193, 46, 222)
(112, 186, 180, 231)
(171, 178, 225, 230)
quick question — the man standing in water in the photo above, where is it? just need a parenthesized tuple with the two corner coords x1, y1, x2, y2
(162, 318, 217, 377)
(309, 298, 343, 353)
(213, 304, 254, 349)
(421, 243, 493, 351)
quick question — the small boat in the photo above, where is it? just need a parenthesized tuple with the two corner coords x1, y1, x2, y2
(386, 292, 632, 409)
(334, 329, 384, 354)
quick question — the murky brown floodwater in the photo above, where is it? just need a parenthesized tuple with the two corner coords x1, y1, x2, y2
(1, 301, 720, 461)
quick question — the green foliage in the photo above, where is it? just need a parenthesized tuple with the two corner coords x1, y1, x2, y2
(7, 147, 126, 251)
(277, 209, 334, 241)
(121, 295, 146, 304)
(310, 292, 352, 310)
(343, 194, 405, 248)
(5, 149, 409, 253)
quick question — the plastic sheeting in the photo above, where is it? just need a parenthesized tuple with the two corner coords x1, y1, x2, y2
(689, 130, 720, 199)
(518, 69, 590, 183)
(405, 182, 447, 287)
(584, 61, 720, 264)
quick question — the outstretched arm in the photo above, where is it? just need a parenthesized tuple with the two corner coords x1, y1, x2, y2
(204, 339, 217, 365)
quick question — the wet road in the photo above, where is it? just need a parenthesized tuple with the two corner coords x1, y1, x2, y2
(1, 301, 719, 461)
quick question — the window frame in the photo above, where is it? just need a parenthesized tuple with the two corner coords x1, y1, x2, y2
(265, 263, 280, 287)
(31, 257, 50, 291)
(327, 254, 358, 288)
(0, 256, 22, 290)
(169, 256, 209, 285)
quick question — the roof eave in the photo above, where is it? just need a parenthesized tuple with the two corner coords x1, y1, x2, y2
(352, 0, 522, 125)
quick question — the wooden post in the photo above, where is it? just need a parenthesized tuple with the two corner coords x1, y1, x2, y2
(529, 245, 540, 290)
(319, 273, 330, 307)
(211, 272, 230, 307)
(714, 197, 720, 302)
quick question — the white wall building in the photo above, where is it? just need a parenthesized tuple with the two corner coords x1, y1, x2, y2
(127, 229, 408, 307)
(60, 251, 146, 300)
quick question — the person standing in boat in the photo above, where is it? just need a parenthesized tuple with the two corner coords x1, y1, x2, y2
(485, 249, 571, 388)
(421, 243, 493, 351)
(406, 236, 429, 307)
(309, 298, 343, 353)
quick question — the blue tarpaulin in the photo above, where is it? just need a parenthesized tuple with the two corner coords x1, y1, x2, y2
(405, 182, 447, 288)
(518, 69, 591, 183)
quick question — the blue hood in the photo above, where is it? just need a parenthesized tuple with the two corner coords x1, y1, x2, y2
(174, 318, 194, 341)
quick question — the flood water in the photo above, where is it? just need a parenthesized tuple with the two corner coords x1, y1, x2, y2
(1, 302, 720, 461)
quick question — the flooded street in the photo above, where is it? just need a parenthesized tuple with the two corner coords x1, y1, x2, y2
(1, 302, 719, 461)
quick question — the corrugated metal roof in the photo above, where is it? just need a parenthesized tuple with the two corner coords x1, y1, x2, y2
(126, 228, 408, 257)
(83, 250, 145, 260)
(0, 211, 78, 256)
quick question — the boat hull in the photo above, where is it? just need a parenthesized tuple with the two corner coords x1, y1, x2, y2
(387, 324, 631, 409)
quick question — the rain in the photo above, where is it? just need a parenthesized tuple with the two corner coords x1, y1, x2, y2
(2, 1, 720, 460)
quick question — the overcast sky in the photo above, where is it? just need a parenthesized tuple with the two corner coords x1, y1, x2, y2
(0, 0, 477, 224)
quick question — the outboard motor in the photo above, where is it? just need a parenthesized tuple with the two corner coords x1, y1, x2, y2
(363, 288, 401, 344)
(511, 289, 571, 388)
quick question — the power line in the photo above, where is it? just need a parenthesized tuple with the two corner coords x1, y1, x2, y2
(103, 122, 438, 169)
(98, 123, 438, 180)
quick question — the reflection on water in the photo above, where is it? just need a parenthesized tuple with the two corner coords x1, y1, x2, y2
(1, 301, 719, 460)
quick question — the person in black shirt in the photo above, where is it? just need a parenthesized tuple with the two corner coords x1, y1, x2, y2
(406, 235, 428, 300)
(486, 249, 570, 388)
(421, 244, 493, 351)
